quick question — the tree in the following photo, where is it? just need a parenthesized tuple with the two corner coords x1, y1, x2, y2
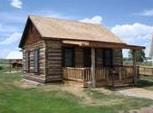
(128, 49, 146, 62)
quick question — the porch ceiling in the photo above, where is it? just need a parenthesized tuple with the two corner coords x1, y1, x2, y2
(62, 40, 145, 50)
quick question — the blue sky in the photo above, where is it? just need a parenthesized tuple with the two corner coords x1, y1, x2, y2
(0, 0, 153, 58)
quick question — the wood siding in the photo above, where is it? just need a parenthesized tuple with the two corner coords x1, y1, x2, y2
(22, 22, 46, 82)
(24, 21, 42, 46)
(23, 41, 46, 80)
(45, 40, 62, 82)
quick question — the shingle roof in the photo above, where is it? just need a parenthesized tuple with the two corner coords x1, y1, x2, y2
(29, 15, 124, 44)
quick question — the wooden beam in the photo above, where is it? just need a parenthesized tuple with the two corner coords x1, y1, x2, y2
(62, 39, 145, 50)
(124, 44, 145, 50)
(62, 40, 89, 46)
(132, 49, 137, 84)
(91, 48, 96, 88)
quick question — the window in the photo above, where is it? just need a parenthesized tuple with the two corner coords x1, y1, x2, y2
(25, 51, 30, 72)
(34, 49, 39, 73)
(83, 48, 91, 67)
(96, 49, 103, 67)
(103, 48, 113, 67)
(63, 47, 75, 67)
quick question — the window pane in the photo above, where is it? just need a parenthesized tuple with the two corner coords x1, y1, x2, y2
(83, 48, 91, 67)
(25, 51, 30, 72)
(63, 47, 74, 67)
(103, 49, 113, 67)
(34, 49, 39, 73)
(96, 49, 103, 67)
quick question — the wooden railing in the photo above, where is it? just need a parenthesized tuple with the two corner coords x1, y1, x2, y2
(63, 67, 91, 82)
(139, 66, 153, 76)
(117, 66, 134, 80)
(63, 65, 135, 86)
(95, 67, 110, 81)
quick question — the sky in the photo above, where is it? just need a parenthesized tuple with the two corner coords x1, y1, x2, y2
(0, 0, 153, 59)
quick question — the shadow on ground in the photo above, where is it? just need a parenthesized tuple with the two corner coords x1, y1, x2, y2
(105, 76, 153, 91)
(136, 79, 153, 88)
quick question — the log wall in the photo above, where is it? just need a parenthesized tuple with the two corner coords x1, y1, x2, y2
(22, 22, 46, 83)
(23, 41, 46, 82)
(45, 40, 63, 82)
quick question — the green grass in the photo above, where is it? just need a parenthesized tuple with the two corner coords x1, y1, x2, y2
(136, 75, 153, 91)
(0, 69, 153, 113)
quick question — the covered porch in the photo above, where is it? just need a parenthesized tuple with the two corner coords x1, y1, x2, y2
(62, 40, 145, 88)
(63, 66, 136, 87)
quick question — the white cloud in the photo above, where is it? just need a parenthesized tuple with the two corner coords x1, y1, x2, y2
(111, 23, 153, 42)
(10, 0, 22, 9)
(0, 32, 22, 45)
(111, 23, 153, 56)
(5, 50, 22, 59)
(79, 16, 103, 24)
(135, 9, 153, 17)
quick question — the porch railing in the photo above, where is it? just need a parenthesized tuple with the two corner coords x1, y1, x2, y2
(63, 65, 135, 86)
(63, 67, 91, 82)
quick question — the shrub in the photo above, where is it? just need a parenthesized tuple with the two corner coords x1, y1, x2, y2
(0, 66, 3, 70)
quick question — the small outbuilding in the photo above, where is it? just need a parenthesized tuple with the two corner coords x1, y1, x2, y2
(19, 15, 145, 87)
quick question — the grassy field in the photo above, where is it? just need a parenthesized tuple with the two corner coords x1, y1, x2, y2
(1, 69, 153, 113)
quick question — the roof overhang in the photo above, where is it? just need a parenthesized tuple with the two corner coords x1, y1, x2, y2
(62, 40, 145, 50)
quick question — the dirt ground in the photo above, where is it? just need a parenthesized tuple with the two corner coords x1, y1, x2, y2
(117, 88, 153, 113)
(117, 88, 153, 100)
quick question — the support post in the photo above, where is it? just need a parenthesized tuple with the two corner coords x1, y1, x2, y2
(9, 59, 11, 72)
(91, 48, 96, 88)
(132, 49, 137, 84)
(152, 57, 153, 66)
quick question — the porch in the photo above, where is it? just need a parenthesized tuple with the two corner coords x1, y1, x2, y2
(63, 66, 136, 87)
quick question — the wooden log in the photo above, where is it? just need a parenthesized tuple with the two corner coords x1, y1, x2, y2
(91, 48, 96, 88)
(132, 49, 137, 84)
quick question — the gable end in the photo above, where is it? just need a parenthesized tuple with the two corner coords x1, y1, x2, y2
(19, 17, 42, 48)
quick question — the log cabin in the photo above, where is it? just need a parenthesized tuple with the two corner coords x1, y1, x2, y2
(19, 15, 145, 87)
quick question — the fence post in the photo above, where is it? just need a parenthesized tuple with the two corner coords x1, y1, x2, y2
(132, 49, 137, 85)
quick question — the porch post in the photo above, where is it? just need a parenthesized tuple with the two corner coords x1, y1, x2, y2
(132, 49, 137, 84)
(91, 48, 96, 88)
